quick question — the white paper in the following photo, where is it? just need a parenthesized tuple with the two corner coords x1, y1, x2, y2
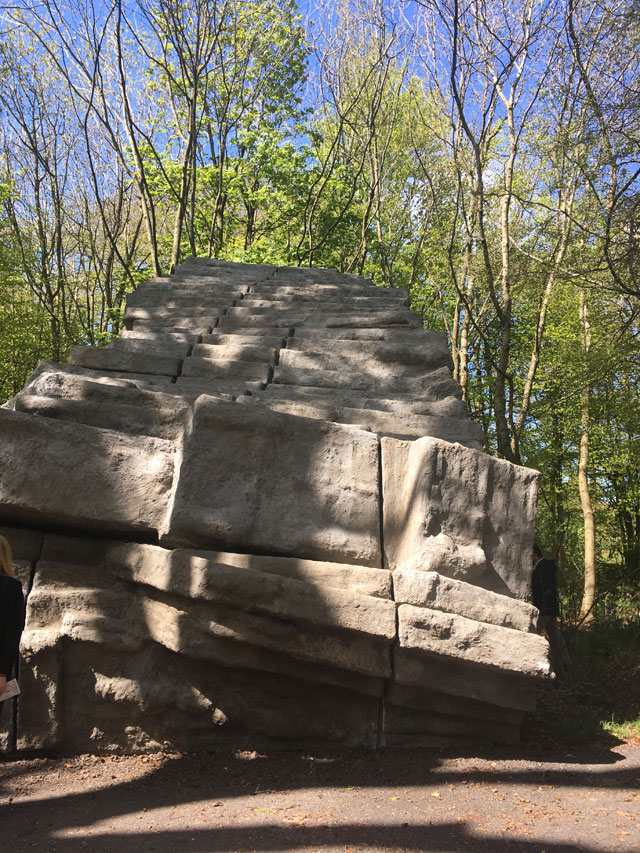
(0, 679, 20, 702)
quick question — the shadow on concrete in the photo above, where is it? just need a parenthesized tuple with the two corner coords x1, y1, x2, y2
(1, 746, 638, 852)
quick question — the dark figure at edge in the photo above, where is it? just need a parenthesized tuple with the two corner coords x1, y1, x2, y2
(532, 543, 572, 678)
(0, 535, 26, 718)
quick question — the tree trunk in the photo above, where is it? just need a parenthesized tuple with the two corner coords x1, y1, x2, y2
(578, 291, 596, 624)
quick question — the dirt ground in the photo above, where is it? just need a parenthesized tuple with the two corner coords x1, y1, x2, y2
(1, 734, 638, 853)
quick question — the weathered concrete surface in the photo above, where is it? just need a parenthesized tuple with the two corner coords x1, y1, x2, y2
(393, 569, 538, 632)
(397, 605, 550, 678)
(68, 345, 183, 377)
(0, 258, 549, 754)
(273, 363, 462, 398)
(110, 544, 396, 642)
(14, 372, 190, 439)
(382, 435, 539, 598)
(239, 395, 483, 446)
(279, 338, 453, 374)
(107, 337, 193, 359)
(393, 646, 537, 712)
(192, 342, 279, 363)
(0, 409, 174, 536)
(173, 377, 265, 396)
(17, 536, 388, 751)
(178, 550, 393, 598)
(19, 360, 175, 390)
(260, 384, 465, 412)
(166, 396, 382, 567)
(180, 356, 271, 382)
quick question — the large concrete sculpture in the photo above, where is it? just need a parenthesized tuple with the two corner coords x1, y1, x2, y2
(0, 259, 549, 753)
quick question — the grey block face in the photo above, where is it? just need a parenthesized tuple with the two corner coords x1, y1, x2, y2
(278, 339, 453, 375)
(393, 569, 538, 632)
(13, 372, 191, 439)
(2, 258, 549, 754)
(181, 356, 271, 382)
(166, 396, 382, 567)
(68, 345, 182, 377)
(173, 377, 265, 395)
(397, 604, 550, 677)
(108, 337, 193, 359)
(382, 435, 539, 598)
(0, 409, 175, 536)
(18, 538, 386, 751)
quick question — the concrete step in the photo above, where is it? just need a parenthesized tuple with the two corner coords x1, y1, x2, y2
(138, 276, 250, 292)
(291, 328, 437, 344)
(272, 363, 462, 396)
(238, 396, 483, 447)
(14, 372, 189, 439)
(125, 306, 226, 323)
(129, 283, 244, 300)
(245, 285, 408, 302)
(268, 269, 371, 286)
(179, 258, 276, 276)
(201, 332, 287, 348)
(131, 320, 215, 335)
(119, 329, 202, 345)
(108, 337, 193, 359)
(173, 377, 265, 396)
(22, 359, 175, 391)
(257, 386, 467, 417)
(192, 343, 278, 364)
(280, 339, 452, 374)
(218, 309, 420, 330)
(181, 356, 271, 383)
(68, 345, 182, 377)
(240, 295, 409, 310)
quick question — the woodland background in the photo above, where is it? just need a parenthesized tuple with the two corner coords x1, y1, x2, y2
(0, 0, 638, 636)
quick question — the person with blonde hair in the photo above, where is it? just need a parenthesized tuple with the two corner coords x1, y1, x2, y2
(0, 535, 26, 712)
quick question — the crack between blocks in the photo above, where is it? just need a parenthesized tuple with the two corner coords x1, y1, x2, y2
(376, 436, 397, 749)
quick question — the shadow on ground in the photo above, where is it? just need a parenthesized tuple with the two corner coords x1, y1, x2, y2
(1, 737, 638, 853)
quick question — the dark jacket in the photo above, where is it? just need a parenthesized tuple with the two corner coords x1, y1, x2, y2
(0, 575, 26, 676)
(531, 557, 560, 618)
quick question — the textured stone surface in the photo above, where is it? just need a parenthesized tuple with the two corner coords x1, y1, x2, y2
(68, 345, 182, 377)
(0, 258, 549, 754)
(397, 605, 550, 677)
(18, 537, 385, 751)
(110, 543, 396, 638)
(166, 396, 382, 567)
(14, 372, 190, 439)
(382, 435, 540, 597)
(393, 646, 537, 712)
(279, 339, 453, 375)
(393, 570, 538, 632)
(0, 409, 175, 535)
(239, 396, 483, 446)
(272, 363, 461, 397)
(181, 356, 271, 382)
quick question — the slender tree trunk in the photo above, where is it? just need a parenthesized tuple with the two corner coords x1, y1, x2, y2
(578, 291, 596, 624)
(115, 1, 161, 276)
(549, 405, 567, 571)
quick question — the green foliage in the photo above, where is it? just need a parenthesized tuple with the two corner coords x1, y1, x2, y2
(526, 618, 640, 745)
(1, 0, 639, 625)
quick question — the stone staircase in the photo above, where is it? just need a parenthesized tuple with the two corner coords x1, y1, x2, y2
(13, 258, 483, 448)
(0, 258, 548, 755)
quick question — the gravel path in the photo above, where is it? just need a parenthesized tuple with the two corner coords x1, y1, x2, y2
(1, 740, 638, 852)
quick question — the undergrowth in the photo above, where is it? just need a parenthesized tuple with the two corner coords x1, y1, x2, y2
(525, 618, 640, 746)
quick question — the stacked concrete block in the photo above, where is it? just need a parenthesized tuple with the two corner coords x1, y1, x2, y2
(0, 258, 548, 754)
